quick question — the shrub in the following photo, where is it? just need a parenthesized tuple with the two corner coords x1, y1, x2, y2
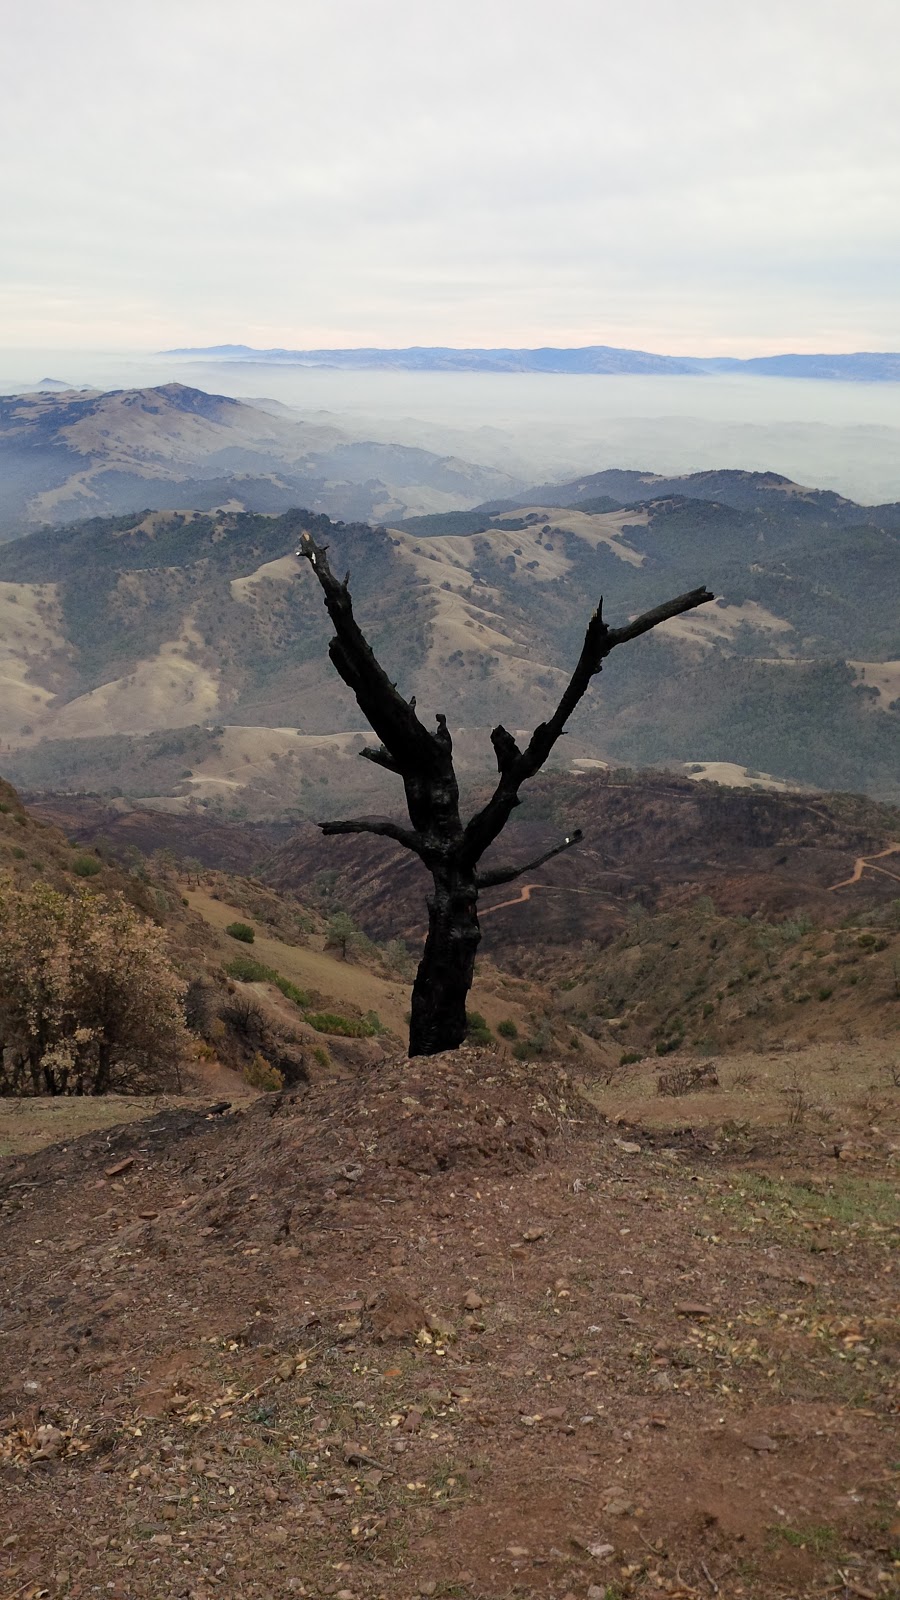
(0, 878, 187, 1095)
(304, 1010, 378, 1037)
(71, 855, 102, 878)
(496, 1018, 518, 1039)
(619, 1050, 642, 1066)
(223, 955, 310, 1007)
(243, 1052, 284, 1092)
(225, 921, 255, 943)
(465, 1010, 493, 1046)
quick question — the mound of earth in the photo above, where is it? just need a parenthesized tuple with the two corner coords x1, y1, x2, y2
(1, 1049, 897, 1600)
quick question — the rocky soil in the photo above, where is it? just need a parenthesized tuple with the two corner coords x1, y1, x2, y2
(1, 1048, 898, 1599)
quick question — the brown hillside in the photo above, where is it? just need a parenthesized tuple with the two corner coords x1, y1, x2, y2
(260, 772, 900, 953)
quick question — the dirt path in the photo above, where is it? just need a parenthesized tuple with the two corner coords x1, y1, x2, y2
(481, 881, 598, 917)
(828, 840, 900, 891)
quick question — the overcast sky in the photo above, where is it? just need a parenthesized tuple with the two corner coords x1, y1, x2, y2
(2, 0, 899, 354)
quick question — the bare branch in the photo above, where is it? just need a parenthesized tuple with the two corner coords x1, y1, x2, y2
(318, 815, 426, 855)
(462, 585, 714, 864)
(297, 530, 439, 773)
(360, 745, 401, 774)
(476, 828, 584, 889)
(606, 587, 718, 648)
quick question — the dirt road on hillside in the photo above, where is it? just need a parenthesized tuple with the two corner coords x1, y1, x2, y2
(828, 841, 900, 891)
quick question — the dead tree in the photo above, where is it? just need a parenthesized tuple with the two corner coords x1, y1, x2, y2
(298, 528, 713, 1057)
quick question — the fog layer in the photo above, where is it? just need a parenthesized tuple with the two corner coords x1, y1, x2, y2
(2, 348, 900, 503)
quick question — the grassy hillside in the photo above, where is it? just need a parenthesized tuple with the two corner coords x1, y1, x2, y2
(0, 470, 897, 805)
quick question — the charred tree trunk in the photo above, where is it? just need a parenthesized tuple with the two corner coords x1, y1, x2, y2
(410, 864, 481, 1056)
(297, 527, 713, 1058)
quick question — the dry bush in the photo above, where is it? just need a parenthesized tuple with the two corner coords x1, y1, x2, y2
(218, 991, 307, 1087)
(0, 876, 187, 1096)
(657, 1060, 720, 1097)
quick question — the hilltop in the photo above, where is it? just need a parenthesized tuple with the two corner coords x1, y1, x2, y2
(2, 1038, 898, 1600)
(2, 779, 899, 1599)
(0, 383, 517, 535)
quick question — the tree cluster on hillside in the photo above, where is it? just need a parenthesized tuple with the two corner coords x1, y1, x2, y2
(0, 878, 188, 1095)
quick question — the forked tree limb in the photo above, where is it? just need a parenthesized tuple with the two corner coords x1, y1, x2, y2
(476, 828, 584, 889)
(461, 586, 714, 866)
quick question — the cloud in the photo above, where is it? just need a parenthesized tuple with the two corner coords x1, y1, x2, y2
(2, 0, 899, 351)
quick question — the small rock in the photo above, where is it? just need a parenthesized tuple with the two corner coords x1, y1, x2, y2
(615, 1140, 642, 1155)
(462, 1289, 483, 1310)
(425, 1312, 454, 1339)
(506, 1545, 530, 1558)
(149, 1534, 172, 1547)
(587, 1542, 615, 1559)
(402, 1407, 423, 1433)
(743, 1433, 778, 1453)
(588, 1587, 606, 1599)
(522, 1226, 547, 1243)
(675, 1301, 714, 1318)
(275, 1359, 295, 1381)
(160, 1503, 178, 1521)
(419, 1585, 438, 1597)
(604, 1496, 632, 1516)
(104, 1156, 134, 1178)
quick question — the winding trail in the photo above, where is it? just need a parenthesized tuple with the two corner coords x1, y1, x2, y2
(828, 841, 900, 891)
(480, 882, 596, 917)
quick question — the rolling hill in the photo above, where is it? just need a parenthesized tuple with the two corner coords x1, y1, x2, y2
(0, 383, 519, 536)
(0, 463, 898, 807)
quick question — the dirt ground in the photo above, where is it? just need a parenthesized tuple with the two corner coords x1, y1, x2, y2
(1, 1048, 897, 1600)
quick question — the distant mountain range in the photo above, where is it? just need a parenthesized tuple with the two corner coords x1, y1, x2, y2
(163, 343, 900, 381)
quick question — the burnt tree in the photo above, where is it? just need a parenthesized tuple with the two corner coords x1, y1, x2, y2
(298, 528, 713, 1057)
